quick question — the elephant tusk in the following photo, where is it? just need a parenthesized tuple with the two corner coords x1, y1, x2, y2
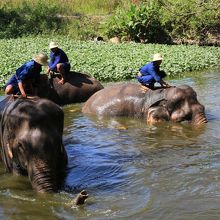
(6, 143, 13, 159)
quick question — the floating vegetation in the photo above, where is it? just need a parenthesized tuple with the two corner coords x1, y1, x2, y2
(0, 36, 219, 87)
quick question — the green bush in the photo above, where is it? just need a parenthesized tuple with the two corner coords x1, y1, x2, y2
(0, 1, 64, 39)
(101, 0, 219, 44)
(0, 0, 218, 44)
(157, 0, 220, 42)
(102, 2, 171, 43)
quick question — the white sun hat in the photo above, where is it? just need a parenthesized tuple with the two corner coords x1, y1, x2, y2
(152, 53, 163, 61)
(49, 42, 59, 49)
(33, 53, 48, 66)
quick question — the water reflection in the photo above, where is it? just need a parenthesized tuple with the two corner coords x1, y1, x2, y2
(0, 69, 220, 219)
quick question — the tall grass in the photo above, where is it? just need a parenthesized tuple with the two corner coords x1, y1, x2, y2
(1, 0, 218, 44)
(0, 0, 126, 39)
(0, 0, 122, 15)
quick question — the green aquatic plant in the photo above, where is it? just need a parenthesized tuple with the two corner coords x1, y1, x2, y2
(0, 36, 219, 87)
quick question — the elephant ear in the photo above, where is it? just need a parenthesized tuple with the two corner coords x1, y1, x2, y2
(141, 89, 167, 111)
(0, 95, 14, 113)
(0, 99, 14, 172)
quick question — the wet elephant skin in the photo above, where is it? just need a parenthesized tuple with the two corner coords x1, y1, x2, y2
(82, 83, 207, 125)
(37, 72, 104, 105)
(0, 96, 67, 192)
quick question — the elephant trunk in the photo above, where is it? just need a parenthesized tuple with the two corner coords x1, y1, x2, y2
(29, 160, 57, 193)
(192, 112, 208, 125)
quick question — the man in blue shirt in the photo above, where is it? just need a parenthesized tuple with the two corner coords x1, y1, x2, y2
(5, 53, 48, 98)
(47, 42, 70, 85)
(136, 53, 170, 90)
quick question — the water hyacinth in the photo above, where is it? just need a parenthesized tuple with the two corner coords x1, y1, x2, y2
(0, 36, 219, 88)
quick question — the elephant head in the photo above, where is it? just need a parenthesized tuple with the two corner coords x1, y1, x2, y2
(0, 96, 67, 192)
(145, 85, 207, 125)
(82, 83, 207, 126)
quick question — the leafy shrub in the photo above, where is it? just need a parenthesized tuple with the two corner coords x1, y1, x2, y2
(102, 2, 171, 43)
(0, 1, 64, 38)
(159, 0, 220, 43)
(0, 0, 218, 44)
(65, 16, 101, 40)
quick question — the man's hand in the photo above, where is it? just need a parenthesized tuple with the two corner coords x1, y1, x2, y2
(18, 82, 27, 98)
(137, 72, 142, 77)
(164, 83, 171, 87)
(140, 85, 151, 93)
(160, 80, 171, 88)
(46, 67, 51, 74)
(21, 93, 27, 98)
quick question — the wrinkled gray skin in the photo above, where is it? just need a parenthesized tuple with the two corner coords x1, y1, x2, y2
(82, 83, 208, 125)
(0, 96, 67, 193)
(36, 72, 104, 105)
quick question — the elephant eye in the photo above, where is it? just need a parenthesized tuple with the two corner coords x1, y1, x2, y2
(14, 142, 28, 171)
(168, 99, 182, 112)
(18, 143, 24, 153)
(183, 114, 192, 121)
(15, 142, 27, 160)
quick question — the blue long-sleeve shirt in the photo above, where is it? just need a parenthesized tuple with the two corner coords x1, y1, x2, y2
(15, 60, 41, 83)
(49, 48, 69, 71)
(139, 62, 161, 82)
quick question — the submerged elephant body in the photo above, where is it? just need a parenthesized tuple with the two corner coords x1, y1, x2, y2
(82, 83, 207, 125)
(37, 71, 104, 105)
(0, 96, 67, 192)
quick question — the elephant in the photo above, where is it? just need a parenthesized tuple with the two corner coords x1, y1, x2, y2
(36, 71, 104, 105)
(0, 95, 88, 204)
(82, 83, 208, 125)
(0, 95, 67, 192)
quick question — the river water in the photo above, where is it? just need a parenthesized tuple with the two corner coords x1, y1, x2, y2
(0, 69, 220, 220)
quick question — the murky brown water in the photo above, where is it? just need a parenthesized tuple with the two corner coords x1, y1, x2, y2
(0, 69, 220, 220)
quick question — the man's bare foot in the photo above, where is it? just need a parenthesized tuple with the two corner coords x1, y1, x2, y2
(58, 78, 65, 84)
(140, 85, 151, 93)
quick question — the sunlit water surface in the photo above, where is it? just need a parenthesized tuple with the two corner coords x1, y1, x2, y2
(0, 69, 220, 220)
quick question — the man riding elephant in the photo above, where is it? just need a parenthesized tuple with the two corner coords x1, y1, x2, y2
(5, 53, 48, 98)
(82, 83, 208, 125)
(136, 53, 170, 91)
(47, 42, 70, 85)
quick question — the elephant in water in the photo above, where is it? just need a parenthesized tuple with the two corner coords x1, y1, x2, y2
(0, 96, 88, 205)
(36, 71, 104, 105)
(82, 83, 208, 125)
